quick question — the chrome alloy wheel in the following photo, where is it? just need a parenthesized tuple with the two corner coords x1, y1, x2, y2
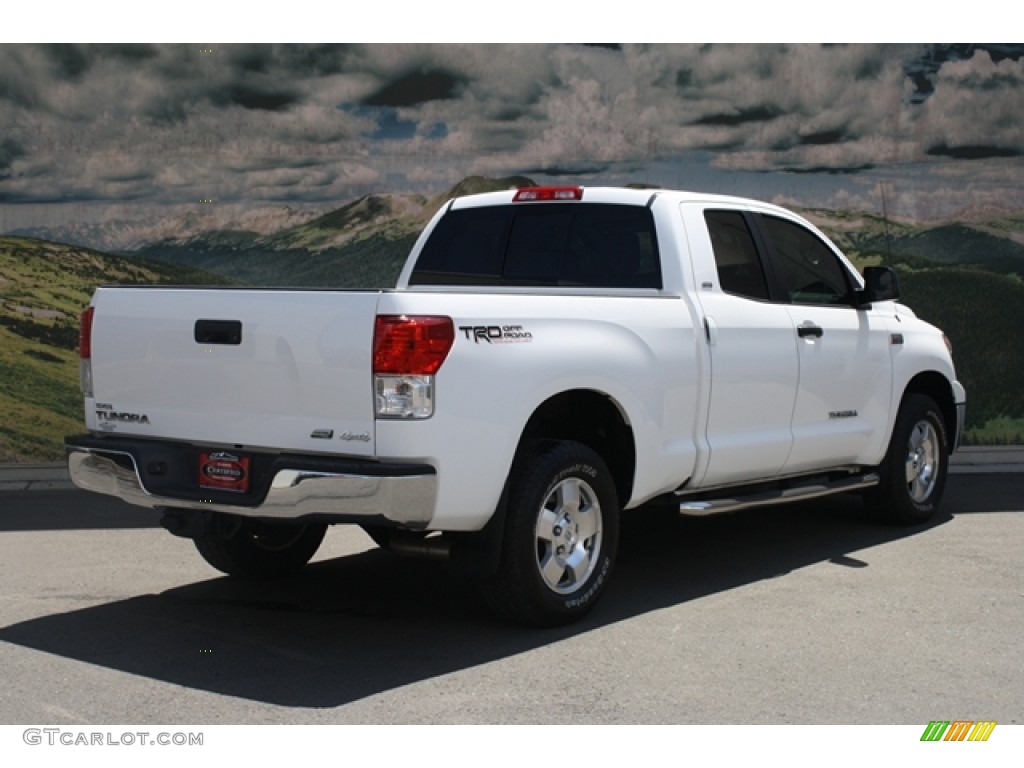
(905, 419, 940, 503)
(534, 477, 603, 594)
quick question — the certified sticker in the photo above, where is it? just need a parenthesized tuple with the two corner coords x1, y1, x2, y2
(198, 452, 251, 493)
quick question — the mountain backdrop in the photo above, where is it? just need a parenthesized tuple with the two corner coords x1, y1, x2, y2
(1, 175, 1022, 460)
(2, 44, 1024, 458)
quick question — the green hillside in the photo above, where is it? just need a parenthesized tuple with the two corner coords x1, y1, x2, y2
(0, 237, 232, 461)
(894, 266, 1024, 440)
(4, 179, 1024, 458)
(850, 224, 1024, 275)
(134, 232, 418, 288)
(131, 177, 538, 288)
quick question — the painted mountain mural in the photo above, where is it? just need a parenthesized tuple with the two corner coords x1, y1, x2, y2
(2, 44, 1024, 458)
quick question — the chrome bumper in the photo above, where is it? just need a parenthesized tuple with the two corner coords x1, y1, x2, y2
(67, 447, 436, 527)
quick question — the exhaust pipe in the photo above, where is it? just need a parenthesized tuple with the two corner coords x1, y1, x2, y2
(388, 532, 451, 560)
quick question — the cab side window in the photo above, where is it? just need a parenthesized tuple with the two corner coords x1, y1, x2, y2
(705, 210, 771, 301)
(759, 215, 852, 305)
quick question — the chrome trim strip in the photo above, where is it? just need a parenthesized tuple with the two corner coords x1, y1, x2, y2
(678, 473, 880, 517)
(676, 465, 864, 497)
(67, 449, 436, 526)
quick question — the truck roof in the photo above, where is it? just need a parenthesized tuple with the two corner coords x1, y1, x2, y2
(447, 185, 793, 214)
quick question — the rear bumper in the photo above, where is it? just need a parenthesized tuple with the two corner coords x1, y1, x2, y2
(65, 435, 436, 528)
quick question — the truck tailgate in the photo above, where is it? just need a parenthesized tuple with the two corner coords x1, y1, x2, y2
(86, 287, 380, 457)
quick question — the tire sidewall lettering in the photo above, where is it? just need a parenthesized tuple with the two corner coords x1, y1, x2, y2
(563, 555, 612, 609)
(552, 463, 598, 485)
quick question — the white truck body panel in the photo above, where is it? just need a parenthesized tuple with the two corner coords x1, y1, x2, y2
(374, 290, 702, 529)
(86, 288, 380, 458)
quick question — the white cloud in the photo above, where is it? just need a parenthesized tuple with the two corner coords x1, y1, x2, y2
(917, 51, 1024, 152)
(1, 43, 1023, 226)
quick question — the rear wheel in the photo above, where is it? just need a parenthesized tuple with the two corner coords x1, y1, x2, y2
(482, 441, 620, 626)
(194, 518, 327, 578)
(868, 394, 949, 525)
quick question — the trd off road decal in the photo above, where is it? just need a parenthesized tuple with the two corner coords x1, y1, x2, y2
(458, 324, 533, 344)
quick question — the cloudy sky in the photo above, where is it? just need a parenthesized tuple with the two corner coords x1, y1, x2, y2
(1, 43, 1023, 238)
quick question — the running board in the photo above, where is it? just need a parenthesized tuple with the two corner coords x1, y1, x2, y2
(677, 473, 880, 517)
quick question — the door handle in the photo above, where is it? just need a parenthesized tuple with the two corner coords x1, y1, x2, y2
(195, 319, 242, 345)
(704, 315, 718, 346)
(797, 322, 823, 339)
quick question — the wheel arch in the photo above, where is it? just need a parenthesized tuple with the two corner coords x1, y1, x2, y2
(900, 371, 958, 450)
(518, 389, 636, 507)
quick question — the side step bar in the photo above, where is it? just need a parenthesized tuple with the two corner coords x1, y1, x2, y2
(677, 473, 880, 517)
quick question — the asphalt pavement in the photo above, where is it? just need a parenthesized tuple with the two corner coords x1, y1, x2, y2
(0, 453, 1021, 726)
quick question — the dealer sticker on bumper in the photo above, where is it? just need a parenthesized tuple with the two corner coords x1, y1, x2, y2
(198, 452, 251, 493)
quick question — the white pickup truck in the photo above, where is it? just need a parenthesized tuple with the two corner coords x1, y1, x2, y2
(66, 186, 966, 625)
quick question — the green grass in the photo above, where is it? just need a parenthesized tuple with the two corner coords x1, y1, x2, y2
(965, 416, 1024, 446)
(0, 236, 232, 461)
(0, 346, 83, 461)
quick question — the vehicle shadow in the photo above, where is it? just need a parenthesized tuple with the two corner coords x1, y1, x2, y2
(0, 490, 160, 531)
(0, 474, 1017, 709)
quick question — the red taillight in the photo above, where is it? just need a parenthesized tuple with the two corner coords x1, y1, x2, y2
(373, 315, 454, 375)
(79, 307, 95, 359)
(513, 186, 583, 202)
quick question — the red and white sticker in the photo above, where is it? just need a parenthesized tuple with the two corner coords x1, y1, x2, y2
(198, 452, 251, 493)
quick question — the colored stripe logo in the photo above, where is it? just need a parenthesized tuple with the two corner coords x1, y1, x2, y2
(921, 721, 997, 741)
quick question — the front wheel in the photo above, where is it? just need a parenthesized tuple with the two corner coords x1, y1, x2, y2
(481, 441, 620, 626)
(867, 394, 950, 525)
(193, 518, 327, 578)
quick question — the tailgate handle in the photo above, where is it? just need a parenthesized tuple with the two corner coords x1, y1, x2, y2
(195, 319, 242, 345)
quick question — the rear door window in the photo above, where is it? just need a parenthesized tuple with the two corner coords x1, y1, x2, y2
(704, 210, 771, 301)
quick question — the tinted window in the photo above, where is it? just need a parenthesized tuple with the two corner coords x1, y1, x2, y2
(562, 206, 660, 288)
(409, 207, 510, 285)
(503, 208, 572, 284)
(705, 210, 770, 301)
(410, 203, 661, 289)
(759, 215, 852, 305)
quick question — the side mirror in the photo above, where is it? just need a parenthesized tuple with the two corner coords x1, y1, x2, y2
(859, 266, 901, 305)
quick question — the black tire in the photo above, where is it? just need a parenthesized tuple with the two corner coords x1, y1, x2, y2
(481, 440, 620, 627)
(867, 393, 950, 525)
(193, 518, 327, 578)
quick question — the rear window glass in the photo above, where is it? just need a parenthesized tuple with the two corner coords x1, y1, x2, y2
(410, 203, 661, 289)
